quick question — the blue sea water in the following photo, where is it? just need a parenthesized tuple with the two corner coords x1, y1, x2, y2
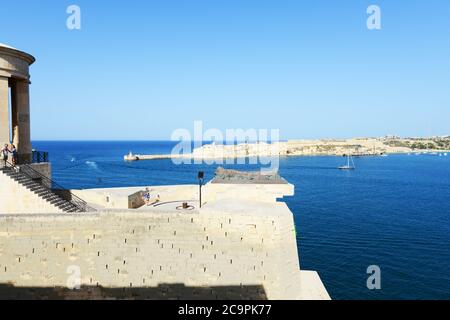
(33, 141, 450, 300)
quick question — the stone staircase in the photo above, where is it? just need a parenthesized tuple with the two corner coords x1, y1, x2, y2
(1, 166, 85, 213)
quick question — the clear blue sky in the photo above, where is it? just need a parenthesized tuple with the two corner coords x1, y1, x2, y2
(1, 0, 449, 140)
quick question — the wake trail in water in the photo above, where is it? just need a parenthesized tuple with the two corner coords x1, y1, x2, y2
(85, 161, 98, 170)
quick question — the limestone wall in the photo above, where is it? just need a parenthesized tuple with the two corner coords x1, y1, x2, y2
(26, 163, 52, 188)
(71, 183, 293, 210)
(29, 163, 52, 180)
(0, 205, 329, 300)
(204, 182, 294, 203)
(72, 185, 199, 210)
(0, 171, 62, 214)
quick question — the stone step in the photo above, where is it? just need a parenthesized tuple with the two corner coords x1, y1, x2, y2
(21, 180, 36, 186)
(33, 188, 50, 195)
(7, 172, 21, 177)
(28, 185, 45, 192)
(58, 203, 77, 211)
(50, 198, 65, 205)
(40, 194, 59, 201)
(41, 194, 60, 201)
(16, 178, 31, 184)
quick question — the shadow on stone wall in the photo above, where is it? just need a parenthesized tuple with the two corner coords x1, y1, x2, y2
(0, 283, 267, 300)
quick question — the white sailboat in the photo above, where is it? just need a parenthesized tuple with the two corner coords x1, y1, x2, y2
(339, 154, 356, 170)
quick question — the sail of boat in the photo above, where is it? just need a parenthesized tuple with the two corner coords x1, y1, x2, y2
(339, 154, 356, 170)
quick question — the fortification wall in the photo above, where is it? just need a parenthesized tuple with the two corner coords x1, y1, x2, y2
(71, 183, 293, 210)
(72, 185, 199, 210)
(204, 183, 294, 203)
(0, 205, 329, 300)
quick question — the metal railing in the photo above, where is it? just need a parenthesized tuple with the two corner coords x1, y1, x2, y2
(32, 150, 49, 163)
(15, 151, 49, 165)
(2, 160, 96, 212)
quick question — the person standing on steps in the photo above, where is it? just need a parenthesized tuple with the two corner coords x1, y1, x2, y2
(142, 187, 151, 206)
(10, 144, 18, 166)
(1, 144, 9, 168)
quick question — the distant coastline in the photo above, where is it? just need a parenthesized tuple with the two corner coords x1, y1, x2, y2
(124, 136, 450, 161)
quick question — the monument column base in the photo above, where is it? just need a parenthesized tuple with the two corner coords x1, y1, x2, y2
(18, 153, 32, 165)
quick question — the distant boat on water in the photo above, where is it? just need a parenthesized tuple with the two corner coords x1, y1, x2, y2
(339, 155, 356, 170)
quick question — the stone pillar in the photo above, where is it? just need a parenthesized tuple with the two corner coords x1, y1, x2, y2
(11, 82, 19, 150)
(0, 76, 10, 145)
(11, 80, 31, 163)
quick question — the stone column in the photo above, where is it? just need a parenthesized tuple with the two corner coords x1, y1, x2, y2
(0, 76, 10, 145)
(11, 80, 32, 163)
(11, 82, 19, 150)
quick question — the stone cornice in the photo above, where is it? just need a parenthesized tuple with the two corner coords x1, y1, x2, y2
(0, 45, 35, 66)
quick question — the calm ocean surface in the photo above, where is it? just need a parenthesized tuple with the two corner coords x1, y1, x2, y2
(33, 141, 450, 300)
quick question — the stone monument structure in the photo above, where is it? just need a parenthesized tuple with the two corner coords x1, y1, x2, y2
(0, 43, 35, 164)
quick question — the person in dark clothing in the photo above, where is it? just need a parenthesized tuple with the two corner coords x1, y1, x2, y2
(10, 144, 18, 166)
(142, 187, 151, 206)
